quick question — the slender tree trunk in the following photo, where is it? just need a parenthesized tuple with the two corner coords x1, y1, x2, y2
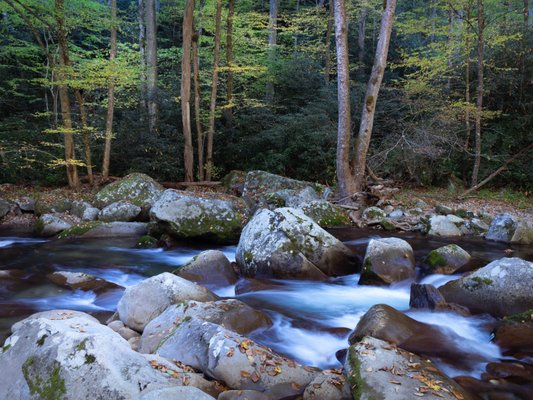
(146, 0, 158, 134)
(351, 0, 397, 192)
(181, 0, 195, 182)
(471, 0, 484, 187)
(335, 0, 356, 199)
(519, 0, 529, 104)
(266, 0, 279, 103)
(55, 0, 78, 188)
(102, 0, 118, 180)
(206, 0, 222, 181)
(224, 0, 235, 126)
(193, 30, 204, 181)
(74, 91, 93, 185)
(464, 0, 472, 152)
(138, 0, 148, 139)
(357, 7, 367, 82)
(324, 1, 334, 82)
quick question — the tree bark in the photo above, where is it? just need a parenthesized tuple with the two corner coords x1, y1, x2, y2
(351, 0, 397, 193)
(145, 0, 158, 135)
(471, 0, 484, 187)
(266, 0, 279, 103)
(206, 0, 222, 181)
(193, 28, 204, 180)
(464, 0, 472, 152)
(324, 1, 334, 82)
(55, 0, 79, 188)
(334, 0, 356, 199)
(102, 0, 118, 180)
(138, 0, 148, 139)
(181, 0, 195, 182)
(357, 7, 367, 82)
(224, 0, 235, 125)
(74, 90, 93, 185)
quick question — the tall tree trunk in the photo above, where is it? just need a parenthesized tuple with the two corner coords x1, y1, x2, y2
(74, 91, 93, 185)
(265, 0, 279, 103)
(519, 0, 529, 104)
(138, 0, 148, 139)
(324, 1, 334, 82)
(471, 0, 484, 187)
(193, 30, 204, 181)
(102, 0, 118, 180)
(146, 0, 158, 135)
(224, 0, 235, 126)
(181, 0, 195, 182)
(55, 0, 79, 188)
(464, 0, 472, 152)
(206, 0, 222, 181)
(351, 0, 397, 192)
(357, 7, 367, 82)
(335, 0, 356, 199)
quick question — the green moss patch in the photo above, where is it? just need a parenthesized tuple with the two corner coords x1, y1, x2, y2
(57, 221, 102, 239)
(22, 358, 66, 400)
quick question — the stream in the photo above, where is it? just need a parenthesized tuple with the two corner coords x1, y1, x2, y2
(1, 228, 532, 379)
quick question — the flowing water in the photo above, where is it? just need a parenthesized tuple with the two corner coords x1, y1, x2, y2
(1, 229, 531, 378)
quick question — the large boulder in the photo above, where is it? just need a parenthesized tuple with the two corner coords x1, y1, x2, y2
(139, 299, 272, 354)
(150, 189, 244, 243)
(94, 173, 164, 212)
(428, 215, 462, 237)
(98, 201, 141, 222)
(345, 336, 473, 400)
(35, 214, 72, 237)
(70, 201, 99, 221)
(359, 238, 415, 285)
(117, 272, 218, 332)
(236, 208, 357, 280)
(0, 310, 217, 399)
(155, 317, 320, 393)
(174, 250, 237, 289)
(510, 220, 533, 245)
(423, 244, 471, 274)
(302, 371, 351, 400)
(361, 207, 387, 225)
(486, 214, 533, 245)
(439, 257, 533, 317)
(58, 221, 148, 239)
(299, 201, 350, 228)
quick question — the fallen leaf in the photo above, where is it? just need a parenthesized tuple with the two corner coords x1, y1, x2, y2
(251, 371, 260, 383)
(182, 376, 190, 386)
(240, 370, 251, 378)
(389, 380, 401, 385)
(226, 347, 234, 357)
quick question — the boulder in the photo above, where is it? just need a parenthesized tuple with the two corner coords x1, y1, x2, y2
(155, 318, 320, 393)
(409, 283, 470, 315)
(361, 207, 386, 225)
(439, 257, 533, 317)
(35, 214, 72, 237)
(139, 299, 271, 354)
(58, 221, 148, 239)
(94, 173, 164, 212)
(47, 271, 121, 293)
(510, 220, 533, 245)
(150, 189, 244, 243)
(0, 310, 216, 399)
(302, 370, 351, 400)
(0, 198, 13, 219)
(424, 244, 471, 274)
(117, 272, 218, 332)
(236, 208, 357, 280)
(221, 170, 248, 196)
(262, 187, 321, 209)
(345, 336, 473, 400)
(359, 238, 415, 285)
(34, 198, 73, 216)
(174, 250, 237, 288)
(299, 201, 351, 228)
(70, 201, 99, 221)
(16, 197, 35, 213)
(98, 201, 142, 222)
(435, 204, 454, 215)
(139, 387, 216, 400)
(485, 213, 517, 243)
(388, 209, 404, 220)
(428, 215, 462, 237)
(469, 218, 490, 234)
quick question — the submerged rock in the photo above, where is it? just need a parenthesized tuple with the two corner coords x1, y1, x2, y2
(174, 250, 237, 288)
(236, 207, 357, 280)
(117, 272, 218, 332)
(440, 257, 533, 317)
(359, 238, 415, 285)
(35, 213, 72, 237)
(424, 244, 471, 274)
(98, 201, 141, 222)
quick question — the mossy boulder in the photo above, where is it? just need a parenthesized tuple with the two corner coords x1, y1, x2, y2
(35, 214, 72, 237)
(58, 221, 148, 239)
(236, 207, 358, 280)
(440, 257, 533, 317)
(94, 173, 164, 212)
(359, 238, 415, 285)
(424, 244, 471, 274)
(34, 198, 74, 216)
(150, 189, 244, 243)
(221, 170, 247, 196)
(300, 200, 351, 228)
(361, 207, 387, 225)
(98, 201, 141, 222)
(136, 235, 158, 248)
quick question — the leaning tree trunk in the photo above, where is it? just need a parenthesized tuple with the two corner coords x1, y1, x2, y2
(265, 0, 279, 103)
(471, 0, 484, 187)
(193, 27, 204, 181)
(146, 0, 158, 135)
(224, 0, 235, 126)
(351, 0, 397, 193)
(181, 0, 195, 182)
(334, 0, 356, 200)
(102, 0, 118, 180)
(357, 7, 367, 82)
(55, 0, 79, 188)
(206, 0, 222, 181)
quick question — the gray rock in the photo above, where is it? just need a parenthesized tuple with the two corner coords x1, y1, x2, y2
(175, 250, 237, 288)
(34, 198, 73, 216)
(359, 238, 415, 285)
(440, 257, 533, 317)
(303, 371, 351, 400)
(446, 214, 465, 225)
(299, 200, 351, 228)
(117, 272, 218, 332)
(510, 220, 533, 245)
(409, 284, 470, 315)
(82, 207, 100, 221)
(435, 204, 453, 215)
(0, 198, 12, 219)
(0, 310, 214, 400)
(98, 201, 142, 222)
(424, 244, 471, 274)
(107, 320, 124, 332)
(35, 214, 72, 237)
(156, 318, 320, 392)
(428, 215, 462, 237)
(150, 189, 244, 243)
(236, 208, 357, 280)
(94, 173, 164, 212)
(469, 218, 490, 234)
(16, 197, 35, 212)
(218, 390, 269, 400)
(58, 221, 148, 239)
(388, 209, 404, 220)
(361, 207, 386, 225)
(414, 199, 428, 208)
(47, 271, 121, 293)
(344, 337, 473, 400)
(139, 299, 271, 354)
(140, 387, 216, 400)
(485, 213, 517, 243)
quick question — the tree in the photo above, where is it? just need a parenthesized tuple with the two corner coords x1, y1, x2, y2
(181, 0, 195, 182)
(224, 0, 235, 126)
(192, 25, 204, 181)
(145, 0, 157, 135)
(471, 0, 484, 187)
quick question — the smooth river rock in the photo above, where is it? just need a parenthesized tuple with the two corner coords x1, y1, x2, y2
(174, 250, 237, 288)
